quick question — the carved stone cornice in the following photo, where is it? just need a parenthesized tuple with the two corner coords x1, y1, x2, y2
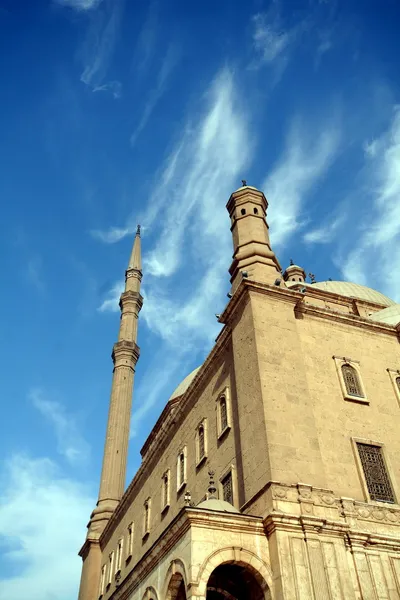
(112, 341, 140, 366)
(294, 301, 398, 337)
(119, 291, 143, 311)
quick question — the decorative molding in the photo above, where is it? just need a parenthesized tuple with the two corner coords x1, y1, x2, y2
(109, 508, 262, 600)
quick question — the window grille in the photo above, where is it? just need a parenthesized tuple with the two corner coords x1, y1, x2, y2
(342, 364, 363, 397)
(179, 453, 185, 485)
(220, 397, 228, 431)
(357, 443, 395, 503)
(222, 472, 233, 505)
(198, 425, 205, 460)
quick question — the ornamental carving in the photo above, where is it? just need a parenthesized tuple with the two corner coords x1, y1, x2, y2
(319, 494, 336, 506)
(272, 487, 287, 499)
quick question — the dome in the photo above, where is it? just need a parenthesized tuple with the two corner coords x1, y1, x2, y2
(369, 304, 400, 326)
(168, 366, 201, 401)
(197, 498, 240, 513)
(234, 184, 259, 192)
(286, 280, 395, 307)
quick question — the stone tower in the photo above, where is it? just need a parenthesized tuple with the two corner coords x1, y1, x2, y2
(226, 184, 281, 292)
(78, 226, 143, 600)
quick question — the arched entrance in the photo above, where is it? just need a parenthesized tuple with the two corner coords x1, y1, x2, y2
(206, 564, 265, 599)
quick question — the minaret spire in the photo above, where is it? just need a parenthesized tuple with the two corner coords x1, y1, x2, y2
(78, 226, 143, 600)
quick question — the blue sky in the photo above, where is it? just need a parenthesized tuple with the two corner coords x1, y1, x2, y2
(0, 0, 399, 597)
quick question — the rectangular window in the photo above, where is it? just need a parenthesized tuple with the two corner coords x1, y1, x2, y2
(357, 443, 395, 503)
(107, 552, 114, 585)
(99, 564, 106, 597)
(127, 523, 134, 558)
(221, 471, 233, 505)
(116, 538, 123, 572)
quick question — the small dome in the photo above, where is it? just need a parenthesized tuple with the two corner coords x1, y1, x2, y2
(369, 304, 400, 326)
(168, 366, 201, 401)
(197, 498, 240, 513)
(286, 280, 395, 307)
(285, 264, 303, 271)
(234, 184, 259, 193)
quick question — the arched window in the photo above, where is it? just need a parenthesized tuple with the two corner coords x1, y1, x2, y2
(198, 425, 205, 460)
(396, 376, 400, 393)
(144, 500, 150, 535)
(220, 397, 228, 431)
(241, 208, 246, 215)
(162, 471, 170, 509)
(342, 364, 363, 397)
(253, 207, 258, 214)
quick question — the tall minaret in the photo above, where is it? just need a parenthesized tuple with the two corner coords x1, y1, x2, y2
(226, 183, 281, 292)
(78, 226, 143, 600)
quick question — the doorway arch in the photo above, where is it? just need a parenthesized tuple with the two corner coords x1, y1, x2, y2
(197, 547, 272, 599)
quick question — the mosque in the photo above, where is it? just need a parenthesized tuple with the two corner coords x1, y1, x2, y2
(78, 184, 400, 600)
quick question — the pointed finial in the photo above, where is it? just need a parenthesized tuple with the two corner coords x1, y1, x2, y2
(207, 470, 217, 499)
(127, 227, 142, 272)
(290, 258, 294, 266)
(241, 179, 247, 187)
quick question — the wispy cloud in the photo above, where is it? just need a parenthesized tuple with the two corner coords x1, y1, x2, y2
(250, 3, 309, 75)
(263, 117, 341, 247)
(142, 68, 250, 278)
(79, 0, 124, 96)
(0, 454, 94, 600)
(30, 389, 90, 466)
(251, 11, 292, 67)
(303, 215, 343, 244)
(54, 0, 104, 10)
(98, 280, 124, 312)
(27, 256, 46, 294)
(91, 225, 136, 244)
(130, 45, 178, 146)
(343, 106, 400, 300)
(132, 1, 158, 76)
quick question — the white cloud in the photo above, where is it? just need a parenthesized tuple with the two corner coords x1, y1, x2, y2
(343, 106, 400, 300)
(252, 12, 291, 65)
(79, 0, 123, 95)
(142, 68, 250, 278)
(303, 215, 343, 244)
(30, 389, 90, 466)
(130, 45, 178, 146)
(0, 454, 94, 600)
(55, 0, 103, 10)
(91, 225, 136, 243)
(263, 118, 341, 248)
(363, 138, 380, 158)
(98, 280, 124, 312)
